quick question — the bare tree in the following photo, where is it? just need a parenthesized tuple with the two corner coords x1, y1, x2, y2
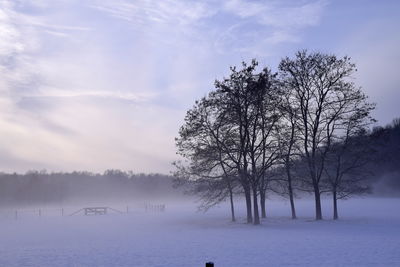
(215, 61, 281, 224)
(323, 104, 375, 219)
(174, 95, 239, 222)
(276, 89, 303, 219)
(175, 60, 281, 225)
(279, 50, 373, 220)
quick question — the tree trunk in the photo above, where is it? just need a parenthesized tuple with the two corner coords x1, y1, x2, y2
(244, 187, 253, 223)
(286, 163, 296, 219)
(252, 186, 260, 225)
(288, 185, 296, 219)
(228, 184, 235, 222)
(333, 190, 338, 220)
(260, 189, 266, 218)
(314, 185, 323, 220)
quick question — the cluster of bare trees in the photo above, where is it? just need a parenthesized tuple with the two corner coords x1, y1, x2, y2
(174, 50, 375, 224)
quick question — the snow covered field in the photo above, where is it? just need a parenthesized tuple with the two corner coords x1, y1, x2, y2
(1, 198, 399, 267)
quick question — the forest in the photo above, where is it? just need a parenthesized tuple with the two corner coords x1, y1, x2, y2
(0, 171, 175, 207)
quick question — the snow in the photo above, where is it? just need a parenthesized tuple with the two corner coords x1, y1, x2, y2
(1, 198, 400, 266)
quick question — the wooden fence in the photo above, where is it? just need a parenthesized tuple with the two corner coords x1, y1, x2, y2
(0, 203, 166, 220)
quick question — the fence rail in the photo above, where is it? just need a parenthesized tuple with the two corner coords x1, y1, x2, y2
(0, 203, 166, 220)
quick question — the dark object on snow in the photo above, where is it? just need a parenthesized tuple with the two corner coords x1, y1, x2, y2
(206, 262, 214, 267)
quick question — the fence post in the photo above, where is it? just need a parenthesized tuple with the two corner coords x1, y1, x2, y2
(38, 209, 41, 217)
(206, 262, 214, 267)
(15, 210, 18, 220)
(61, 208, 64, 216)
(126, 206, 129, 213)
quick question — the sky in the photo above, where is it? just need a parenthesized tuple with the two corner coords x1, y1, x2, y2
(0, 0, 399, 174)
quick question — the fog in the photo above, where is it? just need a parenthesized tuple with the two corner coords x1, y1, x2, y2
(0, 166, 399, 212)
(1, 197, 400, 266)
(0, 171, 186, 209)
(0, 167, 399, 266)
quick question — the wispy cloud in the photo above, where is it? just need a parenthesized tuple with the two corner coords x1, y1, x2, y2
(0, 0, 40, 101)
(89, 0, 327, 54)
(88, 0, 216, 26)
(224, 0, 326, 28)
(3, 0, 398, 174)
(0, 0, 329, 173)
(214, 0, 327, 55)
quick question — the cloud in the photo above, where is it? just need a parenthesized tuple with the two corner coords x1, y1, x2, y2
(215, 0, 327, 55)
(0, 0, 328, 173)
(88, 0, 216, 25)
(228, 0, 326, 29)
(89, 0, 327, 55)
(0, 0, 42, 107)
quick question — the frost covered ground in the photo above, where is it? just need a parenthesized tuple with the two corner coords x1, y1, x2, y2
(0, 198, 399, 267)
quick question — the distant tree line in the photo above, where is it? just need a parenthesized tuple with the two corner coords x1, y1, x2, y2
(368, 119, 400, 193)
(0, 170, 175, 206)
(174, 50, 399, 224)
